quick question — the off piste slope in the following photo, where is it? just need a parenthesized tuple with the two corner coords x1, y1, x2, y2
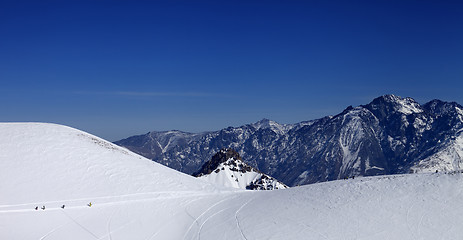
(190, 172, 463, 240)
(3, 123, 463, 240)
(0, 123, 224, 207)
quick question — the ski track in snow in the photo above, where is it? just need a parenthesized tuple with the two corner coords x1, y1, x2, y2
(418, 212, 426, 240)
(34, 191, 218, 240)
(405, 200, 418, 239)
(197, 207, 231, 240)
(182, 194, 239, 240)
(0, 191, 213, 213)
(145, 202, 186, 240)
(168, 197, 214, 240)
(39, 210, 80, 240)
(234, 196, 256, 240)
(97, 219, 135, 240)
(5, 173, 463, 240)
(435, 176, 463, 240)
(39, 223, 67, 240)
(182, 197, 208, 240)
(62, 209, 100, 239)
(33, 191, 240, 240)
(29, 173, 463, 240)
(106, 209, 117, 240)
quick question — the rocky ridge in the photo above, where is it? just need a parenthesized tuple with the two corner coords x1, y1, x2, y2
(193, 148, 288, 190)
(115, 94, 463, 186)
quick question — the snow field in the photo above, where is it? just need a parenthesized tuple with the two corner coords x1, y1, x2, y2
(3, 172, 463, 239)
(2, 123, 463, 239)
(0, 123, 223, 205)
(3, 173, 463, 239)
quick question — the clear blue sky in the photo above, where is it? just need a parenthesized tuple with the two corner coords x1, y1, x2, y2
(1, 1, 462, 141)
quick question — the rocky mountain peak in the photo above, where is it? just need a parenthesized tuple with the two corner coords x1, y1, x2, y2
(365, 94, 423, 119)
(423, 99, 463, 117)
(250, 118, 293, 135)
(251, 118, 277, 130)
(193, 148, 241, 177)
(217, 148, 242, 161)
(193, 149, 288, 190)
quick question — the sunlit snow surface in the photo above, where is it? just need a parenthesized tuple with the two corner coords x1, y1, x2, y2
(2, 123, 463, 240)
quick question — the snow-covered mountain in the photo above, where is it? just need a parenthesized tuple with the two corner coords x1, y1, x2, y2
(193, 148, 288, 190)
(115, 94, 463, 186)
(3, 122, 463, 239)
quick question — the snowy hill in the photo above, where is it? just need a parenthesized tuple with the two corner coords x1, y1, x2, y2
(2, 122, 463, 239)
(115, 94, 463, 186)
(0, 123, 223, 206)
(194, 149, 288, 190)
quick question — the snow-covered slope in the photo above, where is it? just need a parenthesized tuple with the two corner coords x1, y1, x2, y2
(0, 123, 222, 206)
(3, 123, 463, 239)
(194, 149, 288, 190)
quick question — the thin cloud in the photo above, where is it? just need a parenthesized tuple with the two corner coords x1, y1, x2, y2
(74, 91, 234, 98)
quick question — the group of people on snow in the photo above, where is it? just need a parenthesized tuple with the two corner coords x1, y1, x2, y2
(34, 202, 92, 210)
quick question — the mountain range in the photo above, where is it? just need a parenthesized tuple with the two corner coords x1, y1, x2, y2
(114, 94, 463, 186)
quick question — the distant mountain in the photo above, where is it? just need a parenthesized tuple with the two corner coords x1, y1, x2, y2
(114, 94, 463, 186)
(114, 118, 312, 177)
(193, 148, 288, 190)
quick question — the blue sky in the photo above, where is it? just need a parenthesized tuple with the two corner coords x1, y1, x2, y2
(1, 1, 462, 141)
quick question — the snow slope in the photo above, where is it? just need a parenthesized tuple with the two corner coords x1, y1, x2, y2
(0, 123, 224, 205)
(2, 123, 463, 239)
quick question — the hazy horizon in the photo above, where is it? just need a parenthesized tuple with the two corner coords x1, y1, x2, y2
(1, 1, 462, 141)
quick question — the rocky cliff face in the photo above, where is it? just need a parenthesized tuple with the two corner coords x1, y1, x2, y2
(193, 149, 287, 190)
(115, 95, 463, 186)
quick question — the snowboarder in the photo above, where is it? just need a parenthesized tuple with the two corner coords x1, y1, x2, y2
(61, 205, 65, 209)
(41, 206, 45, 210)
(88, 202, 92, 207)
(35, 206, 38, 210)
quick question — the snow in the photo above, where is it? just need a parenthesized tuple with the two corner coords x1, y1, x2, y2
(383, 95, 423, 115)
(413, 117, 430, 134)
(251, 119, 293, 135)
(197, 158, 287, 190)
(388, 135, 404, 151)
(2, 123, 463, 239)
(457, 106, 463, 122)
(411, 130, 463, 173)
(397, 99, 423, 114)
(199, 162, 259, 189)
(298, 170, 309, 179)
(401, 115, 409, 128)
(339, 110, 364, 177)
